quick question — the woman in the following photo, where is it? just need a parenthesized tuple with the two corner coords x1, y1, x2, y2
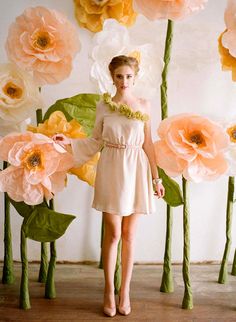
(55, 55, 165, 317)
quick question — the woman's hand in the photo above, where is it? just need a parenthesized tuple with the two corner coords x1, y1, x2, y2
(154, 182, 165, 198)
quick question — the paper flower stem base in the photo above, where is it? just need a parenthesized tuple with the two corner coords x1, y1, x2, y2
(38, 243, 48, 283)
(160, 205, 174, 293)
(45, 199, 56, 298)
(182, 177, 193, 310)
(114, 239, 122, 295)
(99, 216, 105, 269)
(45, 241, 56, 299)
(218, 176, 234, 284)
(231, 248, 236, 276)
(20, 228, 30, 310)
(2, 161, 14, 285)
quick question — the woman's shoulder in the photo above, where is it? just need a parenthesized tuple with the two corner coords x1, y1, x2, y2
(138, 97, 151, 114)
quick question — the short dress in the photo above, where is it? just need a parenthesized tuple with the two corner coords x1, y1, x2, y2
(71, 99, 155, 216)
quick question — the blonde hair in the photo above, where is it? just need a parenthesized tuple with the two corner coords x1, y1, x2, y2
(108, 55, 139, 77)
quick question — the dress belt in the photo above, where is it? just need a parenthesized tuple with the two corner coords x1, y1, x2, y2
(104, 141, 142, 149)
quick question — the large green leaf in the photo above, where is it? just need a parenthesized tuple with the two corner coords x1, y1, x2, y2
(22, 206, 76, 242)
(43, 93, 101, 136)
(8, 197, 33, 219)
(158, 168, 183, 207)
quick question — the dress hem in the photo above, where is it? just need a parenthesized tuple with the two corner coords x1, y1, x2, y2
(92, 204, 154, 216)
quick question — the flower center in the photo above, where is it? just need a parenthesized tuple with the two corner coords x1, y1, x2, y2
(189, 131, 205, 146)
(22, 149, 44, 171)
(33, 31, 51, 50)
(3, 82, 23, 99)
(227, 125, 236, 143)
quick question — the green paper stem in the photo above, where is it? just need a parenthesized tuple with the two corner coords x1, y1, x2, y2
(160, 20, 175, 294)
(231, 248, 236, 276)
(36, 89, 49, 283)
(2, 162, 14, 285)
(20, 228, 30, 309)
(38, 243, 48, 283)
(45, 199, 56, 299)
(114, 239, 122, 295)
(161, 20, 174, 120)
(160, 205, 174, 293)
(218, 176, 235, 283)
(99, 215, 105, 269)
(182, 177, 193, 310)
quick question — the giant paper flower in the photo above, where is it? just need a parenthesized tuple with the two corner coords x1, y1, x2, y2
(0, 132, 74, 205)
(74, 0, 137, 33)
(133, 0, 207, 21)
(154, 114, 229, 182)
(0, 63, 42, 129)
(223, 121, 236, 176)
(90, 19, 163, 99)
(28, 111, 99, 186)
(218, 1, 236, 81)
(6, 6, 80, 85)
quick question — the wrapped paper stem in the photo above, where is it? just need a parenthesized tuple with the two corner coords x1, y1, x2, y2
(160, 205, 174, 292)
(114, 239, 122, 295)
(36, 87, 49, 283)
(160, 20, 174, 293)
(182, 177, 193, 309)
(218, 176, 234, 283)
(20, 227, 30, 309)
(2, 161, 14, 285)
(45, 199, 56, 299)
(99, 215, 105, 269)
(231, 248, 236, 276)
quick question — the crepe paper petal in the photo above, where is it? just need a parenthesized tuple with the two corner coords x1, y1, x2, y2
(218, 176, 235, 284)
(182, 177, 193, 309)
(74, 0, 137, 33)
(133, 0, 207, 21)
(2, 161, 14, 285)
(6, 6, 80, 85)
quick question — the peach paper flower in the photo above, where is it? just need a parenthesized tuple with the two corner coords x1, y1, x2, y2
(74, 0, 137, 32)
(154, 114, 229, 182)
(28, 111, 99, 186)
(6, 6, 80, 85)
(0, 132, 74, 205)
(133, 0, 207, 21)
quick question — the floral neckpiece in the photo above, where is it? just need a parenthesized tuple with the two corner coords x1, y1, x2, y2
(103, 93, 149, 122)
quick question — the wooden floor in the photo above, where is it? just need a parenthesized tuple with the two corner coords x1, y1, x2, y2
(1, 263, 236, 321)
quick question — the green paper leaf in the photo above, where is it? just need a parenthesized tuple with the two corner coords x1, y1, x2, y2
(43, 93, 101, 136)
(158, 168, 183, 207)
(8, 197, 33, 219)
(22, 206, 76, 242)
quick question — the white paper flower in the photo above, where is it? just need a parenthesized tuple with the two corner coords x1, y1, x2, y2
(0, 63, 42, 128)
(90, 19, 163, 99)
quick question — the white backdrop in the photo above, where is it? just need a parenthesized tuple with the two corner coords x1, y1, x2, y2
(1, 0, 236, 263)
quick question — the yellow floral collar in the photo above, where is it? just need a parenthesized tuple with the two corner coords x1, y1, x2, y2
(103, 93, 149, 122)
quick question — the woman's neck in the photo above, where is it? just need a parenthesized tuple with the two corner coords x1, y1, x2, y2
(112, 91, 135, 103)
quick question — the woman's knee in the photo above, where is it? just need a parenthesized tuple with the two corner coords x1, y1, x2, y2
(121, 227, 135, 244)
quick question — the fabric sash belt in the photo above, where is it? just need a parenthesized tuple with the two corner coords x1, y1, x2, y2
(104, 141, 142, 149)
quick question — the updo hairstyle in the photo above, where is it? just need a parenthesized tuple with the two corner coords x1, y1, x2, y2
(108, 55, 139, 78)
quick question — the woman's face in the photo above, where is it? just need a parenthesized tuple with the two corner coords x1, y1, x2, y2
(112, 65, 135, 92)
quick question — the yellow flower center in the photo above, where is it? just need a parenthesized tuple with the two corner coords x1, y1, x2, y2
(33, 31, 52, 50)
(188, 131, 205, 146)
(227, 125, 236, 143)
(3, 82, 23, 99)
(22, 149, 44, 171)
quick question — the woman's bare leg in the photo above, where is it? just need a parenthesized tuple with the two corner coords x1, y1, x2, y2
(102, 212, 122, 311)
(119, 213, 140, 311)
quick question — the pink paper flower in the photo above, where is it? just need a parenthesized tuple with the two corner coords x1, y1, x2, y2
(133, 0, 207, 21)
(6, 6, 80, 85)
(0, 132, 74, 205)
(154, 114, 229, 182)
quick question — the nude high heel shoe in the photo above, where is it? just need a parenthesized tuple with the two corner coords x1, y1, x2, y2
(103, 293, 116, 317)
(118, 294, 131, 316)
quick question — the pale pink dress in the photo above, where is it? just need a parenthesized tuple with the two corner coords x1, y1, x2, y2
(71, 99, 155, 216)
